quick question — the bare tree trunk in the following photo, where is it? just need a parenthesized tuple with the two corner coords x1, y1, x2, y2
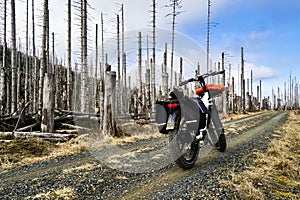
(221, 52, 226, 117)
(39, 0, 48, 114)
(103, 70, 117, 136)
(116, 14, 121, 115)
(138, 31, 142, 114)
(260, 80, 262, 110)
(11, 0, 17, 113)
(94, 24, 99, 112)
(46, 8, 50, 73)
(17, 50, 21, 107)
(74, 63, 79, 111)
(121, 4, 126, 114)
(151, 58, 156, 109)
(1, 0, 7, 115)
(40, 0, 55, 133)
(25, 0, 29, 107)
(151, 0, 156, 111)
(80, 0, 88, 113)
(53, 32, 59, 109)
(232, 77, 235, 113)
(121, 53, 127, 113)
(32, 0, 38, 113)
(179, 57, 183, 84)
(67, 0, 72, 111)
(41, 73, 55, 132)
(241, 47, 245, 112)
(101, 12, 104, 77)
(99, 78, 104, 131)
(162, 43, 168, 98)
(145, 68, 151, 115)
(170, 0, 175, 90)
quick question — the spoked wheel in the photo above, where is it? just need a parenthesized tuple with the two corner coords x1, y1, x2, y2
(169, 117, 199, 169)
(215, 129, 226, 152)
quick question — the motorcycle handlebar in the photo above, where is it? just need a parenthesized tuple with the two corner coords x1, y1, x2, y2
(179, 70, 225, 86)
(200, 70, 225, 79)
(179, 78, 195, 86)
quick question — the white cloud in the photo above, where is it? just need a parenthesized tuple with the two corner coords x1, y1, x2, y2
(246, 63, 278, 80)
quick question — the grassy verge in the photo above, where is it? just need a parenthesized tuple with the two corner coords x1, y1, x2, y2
(221, 111, 300, 199)
(0, 138, 86, 172)
(0, 123, 159, 172)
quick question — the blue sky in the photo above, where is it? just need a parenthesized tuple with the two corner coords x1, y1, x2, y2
(9, 0, 300, 100)
(176, 0, 300, 99)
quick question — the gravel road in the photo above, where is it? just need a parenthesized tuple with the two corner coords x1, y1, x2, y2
(0, 111, 287, 199)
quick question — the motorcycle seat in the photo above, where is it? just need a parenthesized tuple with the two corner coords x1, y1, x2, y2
(196, 84, 225, 97)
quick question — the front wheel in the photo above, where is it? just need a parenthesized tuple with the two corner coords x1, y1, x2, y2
(169, 118, 199, 169)
(215, 132, 226, 152)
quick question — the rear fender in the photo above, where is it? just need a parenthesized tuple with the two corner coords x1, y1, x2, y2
(155, 100, 180, 134)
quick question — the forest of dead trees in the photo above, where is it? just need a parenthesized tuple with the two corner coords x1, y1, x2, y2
(0, 0, 299, 141)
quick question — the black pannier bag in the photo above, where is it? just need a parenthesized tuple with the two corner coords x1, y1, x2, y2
(155, 101, 169, 134)
(181, 97, 208, 132)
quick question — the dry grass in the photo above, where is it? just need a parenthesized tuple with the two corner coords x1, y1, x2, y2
(0, 138, 86, 172)
(82, 122, 162, 150)
(25, 186, 77, 200)
(1, 122, 160, 172)
(223, 110, 267, 122)
(221, 111, 300, 199)
(62, 162, 102, 174)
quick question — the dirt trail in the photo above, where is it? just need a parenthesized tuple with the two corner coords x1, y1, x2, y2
(0, 111, 287, 199)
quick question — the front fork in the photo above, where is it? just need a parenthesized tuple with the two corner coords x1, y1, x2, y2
(195, 99, 224, 143)
(207, 99, 224, 145)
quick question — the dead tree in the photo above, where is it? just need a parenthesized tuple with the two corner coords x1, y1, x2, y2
(151, 0, 156, 110)
(116, 14, 121, 114)
(179, 57, 183, 84)
(165, 0, 182, 90)
(241, 47, 245, 112)
(162, 43, 169, 98)
(32, 0, 38, 113)
(11, 0, 17, 113)
(121, 4, 126, 113)
(101, 12, 105, 74)
(41, 74, 55, 132)
(25, 0, 29, 109)
(67, 0, 72, 111)
(1, 0, 7, 115)
(122, 53, 127, 113)
(94, 24, 99, 111)
(138, 31, 142, 113)
(40, 0, 54, 132)
(221, 52, 226, 117)
(145, 68, 151, 115)
(38, 0, 49, 114)
(80, 0, 88, 113)
(150, 58, 156, 109)
(260, 80, 262, 109)
(103, 70, 117, 136)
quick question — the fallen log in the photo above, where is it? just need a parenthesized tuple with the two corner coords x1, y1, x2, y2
(14, 132, 76, 139)
(42, 137, 69, 143)
(0, 132, 76, 141)
(56, 129, 78, 134)
(16, 124, 36, 131)
(60, 123, 91, 130)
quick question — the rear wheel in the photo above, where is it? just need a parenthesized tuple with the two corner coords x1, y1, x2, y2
(169, 117, 199, 169)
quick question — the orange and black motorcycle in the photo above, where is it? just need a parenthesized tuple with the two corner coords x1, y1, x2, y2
(156, 70, 227, 169)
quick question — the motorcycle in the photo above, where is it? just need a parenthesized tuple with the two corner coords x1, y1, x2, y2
(155, 70, 227, 169)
